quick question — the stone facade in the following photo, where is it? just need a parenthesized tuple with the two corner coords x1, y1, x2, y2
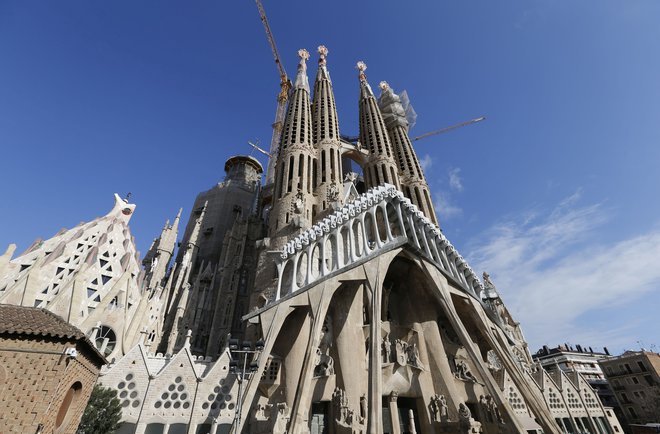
(0, 305, 105, 434)
(0, 45, 627, 434)
(0, 194, 179, 361)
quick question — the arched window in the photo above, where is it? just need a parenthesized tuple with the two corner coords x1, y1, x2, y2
(55, 381, 83, 429)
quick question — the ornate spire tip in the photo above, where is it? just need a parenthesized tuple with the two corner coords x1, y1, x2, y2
(298, 48, 310, 61)
(356, 61, 367, 81)
(379, 81, 390, 91)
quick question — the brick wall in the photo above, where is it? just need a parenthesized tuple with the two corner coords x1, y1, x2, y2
(0, 334, 102, 434)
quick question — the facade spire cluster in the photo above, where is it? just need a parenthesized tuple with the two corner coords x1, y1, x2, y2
(269, 48, 439, 247)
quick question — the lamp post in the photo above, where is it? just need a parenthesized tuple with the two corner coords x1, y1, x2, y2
(229, 338, 264, 434)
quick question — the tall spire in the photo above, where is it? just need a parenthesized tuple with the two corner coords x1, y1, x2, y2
(269, 49, 316, 243)
(357, 61, 400, 190)
(312, 45, 343, 213)
(293, 48, 310, 93)
(378, 81, 438, 225)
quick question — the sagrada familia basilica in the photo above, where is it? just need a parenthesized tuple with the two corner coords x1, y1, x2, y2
(0, 47, 622, 434)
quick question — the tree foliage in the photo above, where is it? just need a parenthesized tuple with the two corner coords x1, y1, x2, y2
(76, 384, 123, 434)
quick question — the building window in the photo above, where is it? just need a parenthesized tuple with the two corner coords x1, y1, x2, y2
(644, 375, 654, 386)
(627, 407, 637, 418)
(637, 361, 647, 372)
(55, 381, 83, 429)
(632, 376, 639, 384)
(95, 326, 117, 356)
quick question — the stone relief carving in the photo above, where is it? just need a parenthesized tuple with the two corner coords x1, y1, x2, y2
(327, 183, 339, 202)
(382, 334, 392, 363)
(458, 403, 482, 433)
(314, 348, 335, 377)
(429, 394, 450, 423)
(393, 338, 423, 369)
(480, 395, 504, 424)
(254, 402, 272, 421)
(332, 387, 354, 427)
(293, 192, 305, 214)
(314, 317, 335, 377)
(453, 359, 479, 383)
(486, 350, 502, 372)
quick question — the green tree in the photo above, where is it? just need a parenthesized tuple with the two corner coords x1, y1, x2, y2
(76, 384, 123, 434)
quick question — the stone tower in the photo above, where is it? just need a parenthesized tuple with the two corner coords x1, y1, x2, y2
(158, 155, 263, 355)
(312, 45, 344, 215)
(270, 49, 316, 245)
(378, 81, 439, 226)
(357, 61, 401, 190)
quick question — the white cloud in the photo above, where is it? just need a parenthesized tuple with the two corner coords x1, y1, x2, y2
(434, 192, 462, 221)
(466, 194, 660, 350)
(448, 167, 463, 192)
(420, 154, 432, 172)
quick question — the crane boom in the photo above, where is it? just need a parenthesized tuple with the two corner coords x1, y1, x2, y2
(256, 0, 287, 82)
(255, 0, 291, 185)
(413, 116, 485, 141)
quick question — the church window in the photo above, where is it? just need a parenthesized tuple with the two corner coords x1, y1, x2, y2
(102, 274, 112, 285)
(321, 151, 326, 183)
(95, 326, 117, 356)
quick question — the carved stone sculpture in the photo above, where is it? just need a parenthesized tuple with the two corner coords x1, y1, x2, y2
(458, 403, 482, 433)
(332, 387, 353, 427)
(485, 395, 504, 424)
(395, 339, 407, 366)
(454, 359, 479, 383)
(382, 336, 392, 363)
(429, 394, 450, 423)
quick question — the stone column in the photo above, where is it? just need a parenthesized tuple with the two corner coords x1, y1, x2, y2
(367, 276, 382, 434)
(389, 393, 401, 434)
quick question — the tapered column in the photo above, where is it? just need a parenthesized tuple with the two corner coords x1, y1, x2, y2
(367, 276, 382, 434)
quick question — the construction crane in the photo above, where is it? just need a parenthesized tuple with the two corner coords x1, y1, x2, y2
(255, 0, 292, 185)
(412, 116, 485, 142)
(248, 140, 272, 158)
(341, 116, 485, 144)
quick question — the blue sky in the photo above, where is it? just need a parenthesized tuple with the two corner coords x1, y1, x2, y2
(1, 1, 659, 354)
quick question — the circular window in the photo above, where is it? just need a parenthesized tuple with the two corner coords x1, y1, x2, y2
(94, 326, 117, 357)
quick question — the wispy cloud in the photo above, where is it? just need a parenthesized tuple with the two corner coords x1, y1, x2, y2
(434, 192, 462, 221)
(466, 193, 660, 351)
(448, 167, 463, 192)
(420, 154, 432, 172)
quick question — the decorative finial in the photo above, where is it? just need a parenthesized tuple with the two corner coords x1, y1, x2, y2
(298, 48, 310, 62)
(379, 81, 390, 91)
(318, 45, 328, 65)
(124, 192, 132, 203)
(356, 61, 367, 81)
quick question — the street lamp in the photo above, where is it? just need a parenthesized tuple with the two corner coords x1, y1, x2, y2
(229, 339, 265, 433)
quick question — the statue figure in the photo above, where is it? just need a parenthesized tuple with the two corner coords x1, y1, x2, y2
(406, 342, 423, 368)
(454, 359, 479, 383)
(429, 394, 450, 423)
(458, 403, 482, 433)
(485, 395, 504, 424)
(395, 339, 408, 366)
(382, 336, 392, 363)
(332, 387, 351, 426)
(327, 183, 339, 202)
(439, 395, 449, 422)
